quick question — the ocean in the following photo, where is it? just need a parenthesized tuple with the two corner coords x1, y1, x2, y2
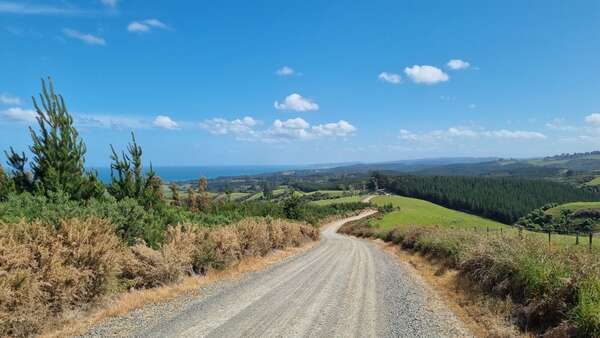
(91, 165, 305, 183)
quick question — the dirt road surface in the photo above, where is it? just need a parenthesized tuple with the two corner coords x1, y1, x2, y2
(83, 210, 471, 338)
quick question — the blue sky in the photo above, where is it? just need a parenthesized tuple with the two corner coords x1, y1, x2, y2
(2, 0, 600, 166)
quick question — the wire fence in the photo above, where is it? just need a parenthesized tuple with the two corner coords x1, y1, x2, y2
(453, 225, 598, 251)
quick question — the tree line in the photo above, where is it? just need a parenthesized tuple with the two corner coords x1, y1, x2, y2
(370, 172, 600, 224)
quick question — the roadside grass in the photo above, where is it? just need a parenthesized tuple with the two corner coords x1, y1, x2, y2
(585, 176, 600, 186)
(341, 195, 600, 336)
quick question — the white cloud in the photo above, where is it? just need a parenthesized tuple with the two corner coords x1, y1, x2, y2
(378, 72, 401, 84)
(199, 116, 258, 138)
(399, 126, 546, 143)
(100, 0, 118, 8)
(1, 107, 37, 123)
(127, 19, 169, 33)
(312, 120, 357, 137)
(274, 93, 319, 112)
(585, 113, 600, 125)
(0, 93, 21, 105)
(468, 103, 476, 109)
(276, 66, 295, 76)
(447, 59, 470, 70)
(200, 116, 356, 142)
(404, 65, 449, 85)
(153, 115, 179, 130)
(63, 28, 105, 45)
(0, 1, 86, 15)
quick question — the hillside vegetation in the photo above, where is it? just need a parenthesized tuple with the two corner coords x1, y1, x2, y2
(372, 172, 600, 224)
(0, 78, 370, 337)
(340, 196, 600, 337)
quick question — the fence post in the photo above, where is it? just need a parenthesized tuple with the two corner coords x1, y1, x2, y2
(576, 232, 579, 245)
(486, 226, 489, 237)
(473, 226, 476, 232)
(548, 230, 551, 249)
(519, 226, 523, 239)
(589, 232, 593, 252)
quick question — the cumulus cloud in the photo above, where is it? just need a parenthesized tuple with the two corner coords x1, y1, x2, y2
(276, 66, 295, 76)
(447, 59, 470, 70)
(100, 0, 118, 8)
(153, 115, 179, 130)
(399, 126, 546, 143)
(0, 107, 37, 123)
(200, 116, 356, 142)
(312, 120, 357, 137)
(127, 19, 169, 33)
(378, 72, 401, 84)
(199, 116, 258, 138)
(63, 28, 105, 45)
(0, 93, 21, 105)
(274, 93, 319, 112)
(585, 113, 600, 125)
(404, 65, 449, 84)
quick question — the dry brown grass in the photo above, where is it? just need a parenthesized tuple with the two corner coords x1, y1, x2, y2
(1, 217, 319, 338)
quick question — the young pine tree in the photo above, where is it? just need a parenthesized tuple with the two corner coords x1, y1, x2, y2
(196, 176, 210, 211)
(4, 147, 32, 193)
(169, 182, 180, 206)
(0, 163, 15, 201)
(186, 186, 197, 211)
(109, 132, 162, 207)
(27, 77, 103, 199)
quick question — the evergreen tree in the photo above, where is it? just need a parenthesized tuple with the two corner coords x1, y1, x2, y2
(261, 181, 273, 200)
(169, 182, 180, 206)
(186, 186, 196, 211)
(109, 132, 162, 207)
(27, 77, 102, 199)
(196, 176, 210, 211)
(0, 163, 15, 201)
(4, 147, 32, 193)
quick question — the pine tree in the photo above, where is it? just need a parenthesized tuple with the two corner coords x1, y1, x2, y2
(4, 147, 32, 193)
(27, 77, 101, 199)
(109, 132, 162, 207)
(196, 176, 210, 211)
(169, 182, 180, 206)
(186, 186, 196, 211)
(0, 163, 15, 201)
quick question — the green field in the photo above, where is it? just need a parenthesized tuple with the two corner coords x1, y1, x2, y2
(585, 176, 600, 186)
(370, 195, 505, 230)
(368, 195, 597, 248)
(310, 195, 364, 206)
(545, 201, 600, 217)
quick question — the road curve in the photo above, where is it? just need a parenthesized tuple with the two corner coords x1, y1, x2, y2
(83, 211, 471, 338)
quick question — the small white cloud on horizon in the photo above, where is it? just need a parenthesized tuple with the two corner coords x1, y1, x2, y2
(404, 65, 449, 84)
(0, 107, 37, 123)
(63, 28, 105, 45)
(447, 59, 470, 70)
(200, 116, 356, 142)
(468, 103, 476, 109)
(399, 126, 546, 143)
(585, 113, 600, 125)
(274, 93, 319, 112)
(153, 115, 179, 130)
(378, 72, 401, 84)
(127, 19, 169, 33)
(276, 66, 295, 76)
(0, 93, 21, 105)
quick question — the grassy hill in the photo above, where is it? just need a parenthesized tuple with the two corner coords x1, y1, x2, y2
(370, 195, 505, 230)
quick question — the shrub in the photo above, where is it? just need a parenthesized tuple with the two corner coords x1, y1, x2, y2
(0, 218, 123, 337)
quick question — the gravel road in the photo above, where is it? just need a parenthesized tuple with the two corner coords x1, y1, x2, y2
(83, 210, 472, 338)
